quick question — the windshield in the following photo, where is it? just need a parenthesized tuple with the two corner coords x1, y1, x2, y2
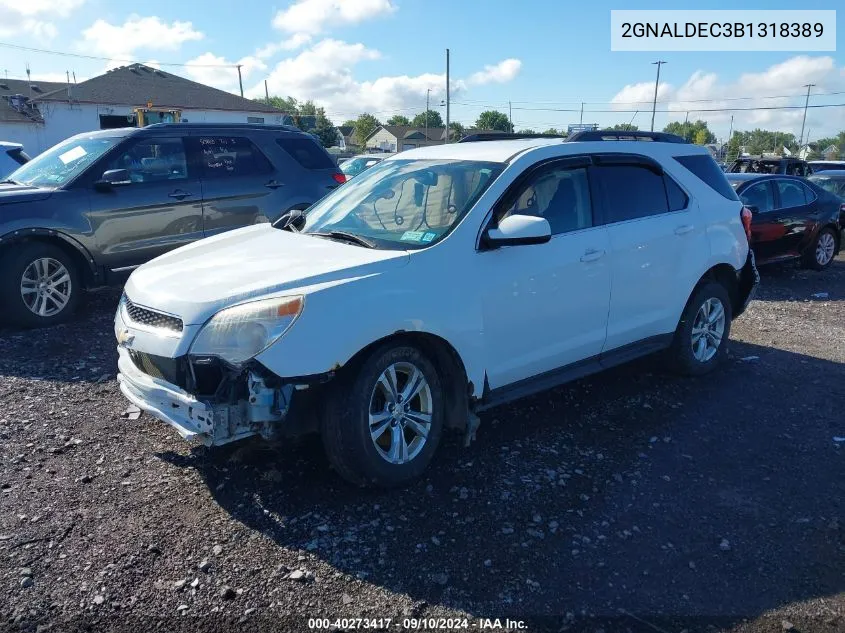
(300, 158, 503, 249)
(808, 175, 845, 198)
(8, 135, 122, 187)
(341, 157, 382, 178)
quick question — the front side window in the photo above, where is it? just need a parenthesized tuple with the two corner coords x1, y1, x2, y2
(595, 165, 669, 222)
(107, 137, 188, 183)
(8, 135, 122, 187)
(198, 136, 272, 179)
(497, 165, 593, 235)
(740, 181, 775, 213)
(300, 159, 503, 249)
(776, 179, 808, 208)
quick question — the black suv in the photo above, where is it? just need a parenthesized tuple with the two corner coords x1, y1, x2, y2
(0, 123, 345, 327)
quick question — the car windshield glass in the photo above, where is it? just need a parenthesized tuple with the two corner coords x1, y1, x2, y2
(341, 157, 380, 177)
(300, 159, 504, 249)
(808, 175, 845, 198)
(9, 135, 122, 187)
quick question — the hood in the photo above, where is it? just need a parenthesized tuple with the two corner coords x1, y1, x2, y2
(125, 224, 409, 325)
(0, 182, 54, 204)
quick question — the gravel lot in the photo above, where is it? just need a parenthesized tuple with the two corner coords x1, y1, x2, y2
(1, 257, 843, 633)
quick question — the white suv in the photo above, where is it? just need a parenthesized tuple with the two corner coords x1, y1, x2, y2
(115, 131, 758, 487)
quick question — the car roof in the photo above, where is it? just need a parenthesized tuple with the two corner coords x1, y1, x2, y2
(353, 153, 393, 159)
(384, 138, 710, 164)
(809, 169, 845, 177)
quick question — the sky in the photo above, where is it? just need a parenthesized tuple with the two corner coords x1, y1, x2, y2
(0, 0, 843, 143)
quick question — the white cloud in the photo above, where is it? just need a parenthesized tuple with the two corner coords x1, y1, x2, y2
(184, 53, 267, 91)
(80, 14, 204, 60)
(255, 34, 313, 59)
(272, 0, 395, 35)
(609, 56, 845, 139)
(0, 0, 84, 39)
(469, 59, 522, 86)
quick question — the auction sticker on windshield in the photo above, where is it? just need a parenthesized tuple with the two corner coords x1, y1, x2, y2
(58, 146, 87, 164)
(400, 230, 425, 242)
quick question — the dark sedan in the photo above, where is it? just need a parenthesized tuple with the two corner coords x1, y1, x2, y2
(807, 170, 845, 229)
(726, 173, 842, 270)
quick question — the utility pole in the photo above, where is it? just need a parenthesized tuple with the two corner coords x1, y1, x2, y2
(579, 102, 583, 125)
(265, 80, 269, 105)
(445, 48, 450, 144)
(426, 88, 430, 141)
(684, 111, 689, 140)
(798, 83, 814, 147)
(727, 114, 734, 161)
(508, 101, 512, 132)
(650, 60, 666, 132)
(237, 65, 244, 98)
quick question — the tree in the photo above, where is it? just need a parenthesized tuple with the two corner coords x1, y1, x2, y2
(610, 123, 639, 131)
(475, 110, 512, 132)
(411, 109, 443, 129)
(543, 128, 560, 135)
(694, 129, 709, 146)
(353, 113, 381, 146)
(517, 128, 536, 134)
(663, 119, 715, 144)
(726, 134, 742, 161)
(448, 121, 465, 141)
(341, 119, 357, 128)
(258, 95, 299, 113)
(386, 114, 411, 126)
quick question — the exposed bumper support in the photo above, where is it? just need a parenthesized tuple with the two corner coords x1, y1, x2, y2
(734, 249, 760, 319)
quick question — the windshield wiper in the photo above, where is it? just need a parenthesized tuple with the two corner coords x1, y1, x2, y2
(0, 179, 22, 185)
(311, 231, 377, 249)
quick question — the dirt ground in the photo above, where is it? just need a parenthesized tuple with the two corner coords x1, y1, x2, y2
(1, 257, 843, 633)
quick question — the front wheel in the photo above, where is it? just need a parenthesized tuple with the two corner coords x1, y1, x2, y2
(667, 281, 733, 376)
(321, 344, 444, 487)
(803, 227, 837, 271)
(0, 243, 81, 328)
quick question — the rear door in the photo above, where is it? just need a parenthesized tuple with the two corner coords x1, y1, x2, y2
(86, 134, 203, 272)
(192, 134, 282, 236)
(738, 180, 783, 261)
(594, 155, 709, 351)
(772, 178, 816, 256)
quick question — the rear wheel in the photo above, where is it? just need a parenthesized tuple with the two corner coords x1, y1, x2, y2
(321, 343, 444, 487)
(803, 227, 837, 270)
(667, 281, 732, 376)
(0, 242, 81, 328)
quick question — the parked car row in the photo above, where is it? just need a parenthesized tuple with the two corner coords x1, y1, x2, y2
(0, 123, 346, 327)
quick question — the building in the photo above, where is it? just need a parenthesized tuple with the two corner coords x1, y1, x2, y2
(0, 64, 289, 155)
(337, 125, 355, 149)
(364, 126, 500, 152)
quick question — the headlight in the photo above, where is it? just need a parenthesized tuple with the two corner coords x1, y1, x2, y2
(190, 295, 303, 366)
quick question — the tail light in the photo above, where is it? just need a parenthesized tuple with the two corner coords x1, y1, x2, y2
(332, 172, 347, 184)
(740, 206, 753, 241)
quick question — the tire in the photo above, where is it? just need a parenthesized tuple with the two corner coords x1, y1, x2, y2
(321, 343, 445, 487)
(667, 281, 733, 377)
(0, 242, 81, 328)
(802, 227, 838, 271)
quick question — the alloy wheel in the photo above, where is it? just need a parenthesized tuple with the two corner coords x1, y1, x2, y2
(691, 297, 726, 363)
(20, 258, 72, 317)
(368, 362, 433, 465)
(815, 231, 836, 267)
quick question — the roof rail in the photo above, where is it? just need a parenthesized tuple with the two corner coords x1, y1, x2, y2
(566, 130, 689, 144)
(458, 132, 566, 143)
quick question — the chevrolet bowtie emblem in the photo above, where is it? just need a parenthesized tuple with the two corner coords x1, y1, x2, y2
(117, 329, 135, 348)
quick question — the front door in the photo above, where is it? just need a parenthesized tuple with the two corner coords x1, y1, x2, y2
(87, 135, 203, 272)
(479, 159, 611, 389)
(739, 179, 783, 261)
(192, 135, 283, 236)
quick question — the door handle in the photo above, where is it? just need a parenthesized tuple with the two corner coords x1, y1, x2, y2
(580, 248, 606, 262)
(168, 190, 192, 200)
(264, 180, 284, 189)
(674, 224, 694, 235)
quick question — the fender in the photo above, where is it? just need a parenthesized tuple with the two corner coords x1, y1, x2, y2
(0, 227, 102, 284)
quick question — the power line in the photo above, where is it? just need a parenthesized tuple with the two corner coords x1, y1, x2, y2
(0, 41, 236, 68)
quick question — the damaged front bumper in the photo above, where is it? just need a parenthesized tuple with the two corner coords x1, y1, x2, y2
(117, 347, 295, 446)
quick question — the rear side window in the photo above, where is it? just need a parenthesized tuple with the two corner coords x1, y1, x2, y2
(594, 165, 669, 222)
(776, 179, 813, 207)
(276, 137, 335, 170)
(665, 175, 688, 211)
(197, 136, 273, 179)
(675, 154, 740, 201)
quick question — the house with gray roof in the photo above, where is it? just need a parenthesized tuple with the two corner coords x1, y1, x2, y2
(0, 64, 290, 155)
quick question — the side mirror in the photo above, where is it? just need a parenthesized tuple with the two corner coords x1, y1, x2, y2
(275, 208, 307, 231)
(484, 214, 551, 248)
(95, 168, 131, 190)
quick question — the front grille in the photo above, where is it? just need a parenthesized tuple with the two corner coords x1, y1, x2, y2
(123, 295, 183, 333)
(128, 350, 187, 388)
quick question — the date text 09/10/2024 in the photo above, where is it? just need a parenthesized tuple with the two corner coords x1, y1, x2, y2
(307, 618, 527, 630)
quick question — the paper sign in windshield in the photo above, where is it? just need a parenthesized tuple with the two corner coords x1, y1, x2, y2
(59, 146, 87, 164)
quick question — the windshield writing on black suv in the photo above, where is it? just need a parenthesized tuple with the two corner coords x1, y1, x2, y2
(301, 159, 503, 249)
